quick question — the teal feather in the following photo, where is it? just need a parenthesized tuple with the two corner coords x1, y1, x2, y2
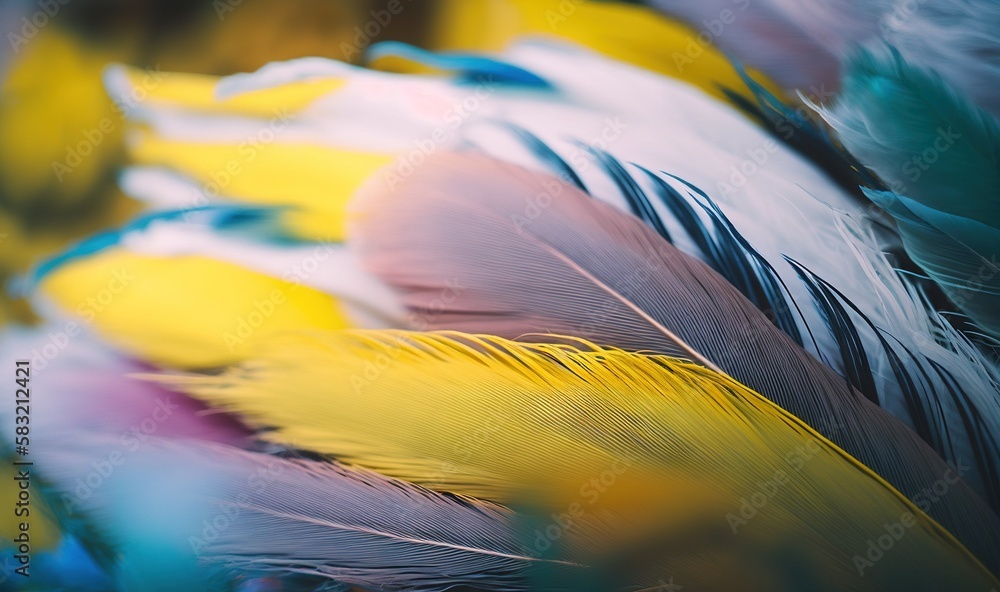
(864, 188, 1000, 339)
(819, 47, 1000, 337)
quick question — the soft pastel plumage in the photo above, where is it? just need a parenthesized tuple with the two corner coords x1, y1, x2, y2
(351, 150, 1000, 569)
(9, 4, 1000, 588)
(39, 437, 557, 592)
(417, 0, 786, 105)
(819, 48, 1000, 342)
(33, 37, 1000, 510)
(0, 329, 562, 592)
(154, 330, 1000, 590)
(0, 327, 252, 590)
(26, 207, 404, 367)
(649, 0, 840, 92)
(50, 43, 881, 371)
(762, 0, 1000, 118)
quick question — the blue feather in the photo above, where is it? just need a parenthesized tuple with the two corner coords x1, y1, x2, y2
(20, 205, 304, 291)
(821, 47, 1000, 337)
(365, 41, 552, 88)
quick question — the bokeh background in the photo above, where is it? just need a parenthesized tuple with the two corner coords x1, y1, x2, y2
(0, 0, 458, 326)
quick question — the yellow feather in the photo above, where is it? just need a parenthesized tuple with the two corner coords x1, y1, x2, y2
(116, 66, 345, 117)
(155, 330, 999, 590)
(39, 249, 349, 368)
(421, 0, 785, 105)
(128, 134, 392, 241)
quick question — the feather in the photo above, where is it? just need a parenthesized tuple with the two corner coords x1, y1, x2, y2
(366, 41, 552, 88)
(101, 63, 345, 119)
(488, 105, 1000, 508)
(38, 437, 551, 592)
(0, 327, 254, 589)
(648, 0, 840, 91)
(786, 246, 1000, 503)
(24, 205, 406, 368)
(155, 330, 1000, 590)
(876, 0, 1000, 120)
(31, 248, 352, 369)
(818, 48, 1000, 338)
(0, 329, 554, 591)
(29, 206, 405, 328)
(720, 61, 889, 200)
(422, 0, 786, 105)
(351, 151, 1000, 571)
(112, 41, 876, 366)
(80, 35, 1000, 505)
(0, 325, 253, 447)
(760, 0, 1000, 118)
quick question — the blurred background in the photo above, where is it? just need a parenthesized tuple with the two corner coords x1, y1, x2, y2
(0, 0, 449, 326)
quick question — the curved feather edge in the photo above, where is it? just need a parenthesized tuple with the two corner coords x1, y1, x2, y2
(486, 127, 1000, 512)
(350, 151, 1000, 570)
(35, 436, 575, 592)
(153, 330, 1000, 589)
(816, 47, 1000, 336)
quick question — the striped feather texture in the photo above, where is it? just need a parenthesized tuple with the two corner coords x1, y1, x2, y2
(491, 124, 1000, 518)
(154, 330, 1000, 590)
(819, 48, 1000, 339)
(351, 151, 1000, 572)
(38, 438, 555, 592)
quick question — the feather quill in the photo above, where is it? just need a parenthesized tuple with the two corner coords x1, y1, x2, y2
(38, 437, 554, 592)
(351, 151, 1000, 571)
(0, 332, 555, 591)
(156, 330, 1000, 589)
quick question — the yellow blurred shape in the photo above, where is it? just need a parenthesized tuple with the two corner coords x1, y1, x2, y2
(39, 249, 349, 368)
(0, 29, 124, 210)
(129, 135, 392, 240)
(117, 67, 345, 116)
(422, 0, 784, 103)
